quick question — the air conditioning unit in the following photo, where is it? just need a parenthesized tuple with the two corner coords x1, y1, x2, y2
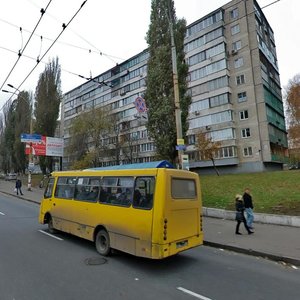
(231, 49, 238, 55)
(194, 111, 200, 116)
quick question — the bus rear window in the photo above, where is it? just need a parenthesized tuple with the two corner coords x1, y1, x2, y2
(171, 178, 196, 199)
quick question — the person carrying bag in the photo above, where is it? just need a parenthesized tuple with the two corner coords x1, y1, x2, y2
(235, 194, 253, 235)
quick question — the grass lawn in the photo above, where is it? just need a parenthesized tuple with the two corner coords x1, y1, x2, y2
(19, 174, 44, 188)
(200, 170, 300, 216)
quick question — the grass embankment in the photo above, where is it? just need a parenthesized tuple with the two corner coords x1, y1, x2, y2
(200, 170, 300, 216)
(19, 174, 44, 188)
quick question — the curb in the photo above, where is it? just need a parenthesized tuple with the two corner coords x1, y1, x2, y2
(204, 241, 300, 267)
(203, 207, 300, 227)
(0, 191, 40, 205)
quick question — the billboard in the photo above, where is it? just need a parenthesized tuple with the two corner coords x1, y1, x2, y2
(25, 135, 64, 157)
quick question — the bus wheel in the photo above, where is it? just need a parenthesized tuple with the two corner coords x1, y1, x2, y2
(95, 230, 111, 256)
(48, 216, 56, 234)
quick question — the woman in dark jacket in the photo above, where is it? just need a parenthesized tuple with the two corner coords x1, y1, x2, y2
(235, 194, 253, 235)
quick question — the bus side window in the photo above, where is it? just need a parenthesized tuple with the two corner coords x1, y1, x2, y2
(133, 189, 141, 206)
(100, 177, 133, 207)
(99, 187, 108, 203)
(54, 177, 76, 199)
(133, 177, 155, 210)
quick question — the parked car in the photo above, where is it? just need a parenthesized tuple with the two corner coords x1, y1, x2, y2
(5, 173, 17, 181)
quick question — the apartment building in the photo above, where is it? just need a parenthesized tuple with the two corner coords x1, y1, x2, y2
(62, 0, 288, 173)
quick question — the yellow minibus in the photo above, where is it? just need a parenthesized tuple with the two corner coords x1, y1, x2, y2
(39, 161, 203, 259)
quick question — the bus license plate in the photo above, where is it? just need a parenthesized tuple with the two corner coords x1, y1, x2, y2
(176, 240, 188, 248)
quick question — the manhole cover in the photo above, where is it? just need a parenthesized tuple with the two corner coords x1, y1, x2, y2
(85, 257, 107, 266)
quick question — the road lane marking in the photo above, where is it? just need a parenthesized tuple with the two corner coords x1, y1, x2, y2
(0, 211, 5, 216)
(177, 287, 213, 300)
(38, 230, 63, 241)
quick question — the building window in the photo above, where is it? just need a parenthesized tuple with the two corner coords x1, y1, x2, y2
(210, 93, 229, 107)
(233, 41, 242, 52)
(237, 91, 247, 102)
(239, 110, 249, 120)
(230, 8, 239, 19)
(236, 74, 245, 85)
(234, 57, 244, 68)
(231, 24, 240, 35)
(209, 128, 235, 141)
(187, 135, 196, 145)
(215, 146, 237, 159)
(241, 128, 251, 138)
(243, 147, 253, 157)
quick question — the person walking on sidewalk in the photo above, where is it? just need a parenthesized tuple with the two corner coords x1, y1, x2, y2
(235, 194, 253, 235)
(243, 188, 254, 229)
(15, 178, 24, 196)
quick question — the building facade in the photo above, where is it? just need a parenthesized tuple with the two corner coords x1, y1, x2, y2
(62, 0, 288, 173)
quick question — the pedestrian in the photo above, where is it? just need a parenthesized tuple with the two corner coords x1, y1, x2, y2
(235, 194, 253, 235)
(15, 178, 24, 196)
(243, 187, 254, 229)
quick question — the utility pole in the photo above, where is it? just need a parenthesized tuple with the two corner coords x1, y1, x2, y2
(27, 115, 33, 191)
(168, 7, 184, 169)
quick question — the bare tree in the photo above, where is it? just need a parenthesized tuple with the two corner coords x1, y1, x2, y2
(285, 74, 300, 149)
(67, 106, 112, 169)
(196, 130, 221, 176)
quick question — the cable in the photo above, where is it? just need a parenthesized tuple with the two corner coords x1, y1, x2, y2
(0, 0, 53, 93)
(10, 0, 88, 96)
(28, 0, 122, 64)
(1, 0, 281, 110)
(19, 27, 23, 54)
(0, 16, 124, 63)
(37, 35, 43, 63)
(261, 0, 281, 10)
(0, 44, 112, 89)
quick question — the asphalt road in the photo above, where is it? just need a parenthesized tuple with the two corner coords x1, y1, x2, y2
(1, 194, 299, 300)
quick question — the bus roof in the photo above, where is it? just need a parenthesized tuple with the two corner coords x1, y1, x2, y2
(85, 160, 174, 171)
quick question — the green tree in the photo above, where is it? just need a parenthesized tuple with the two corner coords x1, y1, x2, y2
(1, 100, 17, 173)
(34, 57, 62, 173)
(67, 106, 112, 169)
(144, 0, 191, 164)
(14, 91, 32, 173)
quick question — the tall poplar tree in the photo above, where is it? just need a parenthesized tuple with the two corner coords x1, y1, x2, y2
(1, 101, 17, 172)
(34, 57, 62, 173)
(145, 0, 191, 164)
(14, 91, 32, 173)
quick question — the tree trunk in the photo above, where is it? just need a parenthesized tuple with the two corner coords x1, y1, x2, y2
(211, 158, 220, 176)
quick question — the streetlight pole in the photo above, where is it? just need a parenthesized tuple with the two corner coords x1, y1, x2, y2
(168, 9, 184, 169)
(3, 84, 33, 191)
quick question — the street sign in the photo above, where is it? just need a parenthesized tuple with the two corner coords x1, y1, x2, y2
(21, 133, 42, 143)
(134, 96, 147, 113)
(176, 145, 186, 151)
(182, 154, 190, 170)
(177, 138, 185, 145)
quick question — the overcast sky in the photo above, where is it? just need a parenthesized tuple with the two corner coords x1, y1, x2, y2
(0, 0, 299, 109)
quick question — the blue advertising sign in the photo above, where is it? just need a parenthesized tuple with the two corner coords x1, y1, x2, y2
(20, 133, 42, 143)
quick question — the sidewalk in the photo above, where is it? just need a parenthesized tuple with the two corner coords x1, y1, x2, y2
(1, 179, 299, 266)
(203, 217, 300, 267)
